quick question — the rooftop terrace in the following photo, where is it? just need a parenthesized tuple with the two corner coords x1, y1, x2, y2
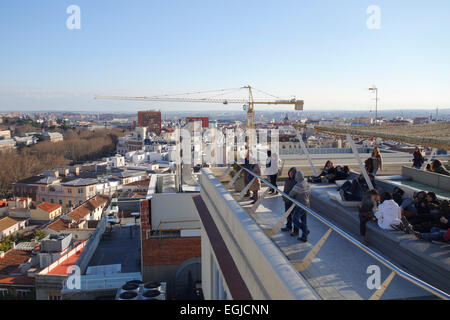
(199, 166, 450, 300)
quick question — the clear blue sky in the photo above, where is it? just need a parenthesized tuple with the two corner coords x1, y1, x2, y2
(1, 0, 449, 112)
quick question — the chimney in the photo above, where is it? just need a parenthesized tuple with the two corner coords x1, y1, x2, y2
(11, 242, 16, 249)
(0, 251, 5, 258)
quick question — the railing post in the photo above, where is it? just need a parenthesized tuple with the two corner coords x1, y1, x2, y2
(220, 166, 233, 180)
(369, 271, 396, 300)
(267, 203, 296, 236)
(279, 159, 286, 176)
(250, 186, 270, 213)
(422, 148, 437, 170)
(294, 228, 333, 271)
(227, 169, 243, 188)
(346, 134, 374, 190)
(239, 178, 255, 200)
(297, 130, 318, 176)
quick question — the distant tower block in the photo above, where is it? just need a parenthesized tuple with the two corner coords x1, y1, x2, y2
(138, 110, 162, 135)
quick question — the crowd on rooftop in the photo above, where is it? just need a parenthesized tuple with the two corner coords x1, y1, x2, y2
(242, 146, 449, 245)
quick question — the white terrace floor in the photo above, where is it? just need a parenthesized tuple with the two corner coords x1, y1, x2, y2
(226, 183, 434, 300)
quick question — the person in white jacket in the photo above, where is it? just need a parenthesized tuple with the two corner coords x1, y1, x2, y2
(265, 150, 280, 194)
(375, 192, 402, 230)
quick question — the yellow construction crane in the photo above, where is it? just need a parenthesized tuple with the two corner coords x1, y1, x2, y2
(95, 85, 304, 148)
(95, 85, 303, 128)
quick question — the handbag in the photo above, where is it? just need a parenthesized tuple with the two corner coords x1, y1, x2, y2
(444, 229, 450, 242)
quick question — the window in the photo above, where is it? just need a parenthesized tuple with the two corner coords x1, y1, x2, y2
(0, 288, 8, 297)
(78, 188, 83, 194)
(50, 199, 54, 203)
(59, 200, 62, 205)
(68, 200, 72, 207)
(41, 187, 45, 191)
(42, 198, 45, 202)
(16, 289, 31, 298)
(67, 189, 72, 194)
(48, 293, 62, 300)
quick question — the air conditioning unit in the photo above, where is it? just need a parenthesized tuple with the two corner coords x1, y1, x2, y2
(142, 282, 166, 300)
(115, 280, 166, 300)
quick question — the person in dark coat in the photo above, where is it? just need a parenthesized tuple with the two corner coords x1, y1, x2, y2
(249, 164, 261, 204)
(359, 189, 380, 242)
(289, 171, 311, 242)
(412, 147, 424, 169)
(281, 167, 298, 233)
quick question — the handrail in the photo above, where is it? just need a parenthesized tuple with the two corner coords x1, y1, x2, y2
(236, 164, 450, 300)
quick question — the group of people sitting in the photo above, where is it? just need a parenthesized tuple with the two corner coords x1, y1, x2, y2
(339, 173, 376, 202)
(413, 147, 450, 175)
(427, 159, 450, 175)
(242, 149, 449, 245)
(307, 160, 350, 184)
(357, 186, 450, 243)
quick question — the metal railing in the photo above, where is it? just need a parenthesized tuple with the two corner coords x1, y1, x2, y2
(226, 164, 450, 300)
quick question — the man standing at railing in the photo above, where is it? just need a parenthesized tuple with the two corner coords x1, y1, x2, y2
(289, 171, 311, 242)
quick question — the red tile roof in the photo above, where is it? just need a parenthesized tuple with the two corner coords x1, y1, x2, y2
(0, 275, 34, 285)
(47, 243, 85, 275)
(46, 219, 70, 232)
(0, 250, 34, 275)
(124, 179, 150, 187)
(66, 195, 109, 222)
(37, 202, 61, 213)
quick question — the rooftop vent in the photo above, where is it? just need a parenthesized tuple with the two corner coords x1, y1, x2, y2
(144, 282, 161, 290)
(142, 290, 161, 300)
(121, 282, 140, 292)
(118, 291, 139, 300)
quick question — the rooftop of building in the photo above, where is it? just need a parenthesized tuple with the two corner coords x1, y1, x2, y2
(123, 179, 150, 187)
(66, 195, 109, 222)
(0, 216, 21, 232)
(47, 241, 86, 276)
(46, 218, 80, 232)
(87, 217, 140, 273)
(46, 195, 109, 231)
(37, 202, 61, 213)
(0, 249, 34, 275)
(14, 175, 44, 185)
(61, 177, 98, 186)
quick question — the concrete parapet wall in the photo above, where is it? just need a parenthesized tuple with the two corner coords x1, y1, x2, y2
(402, 166, 450, 192)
